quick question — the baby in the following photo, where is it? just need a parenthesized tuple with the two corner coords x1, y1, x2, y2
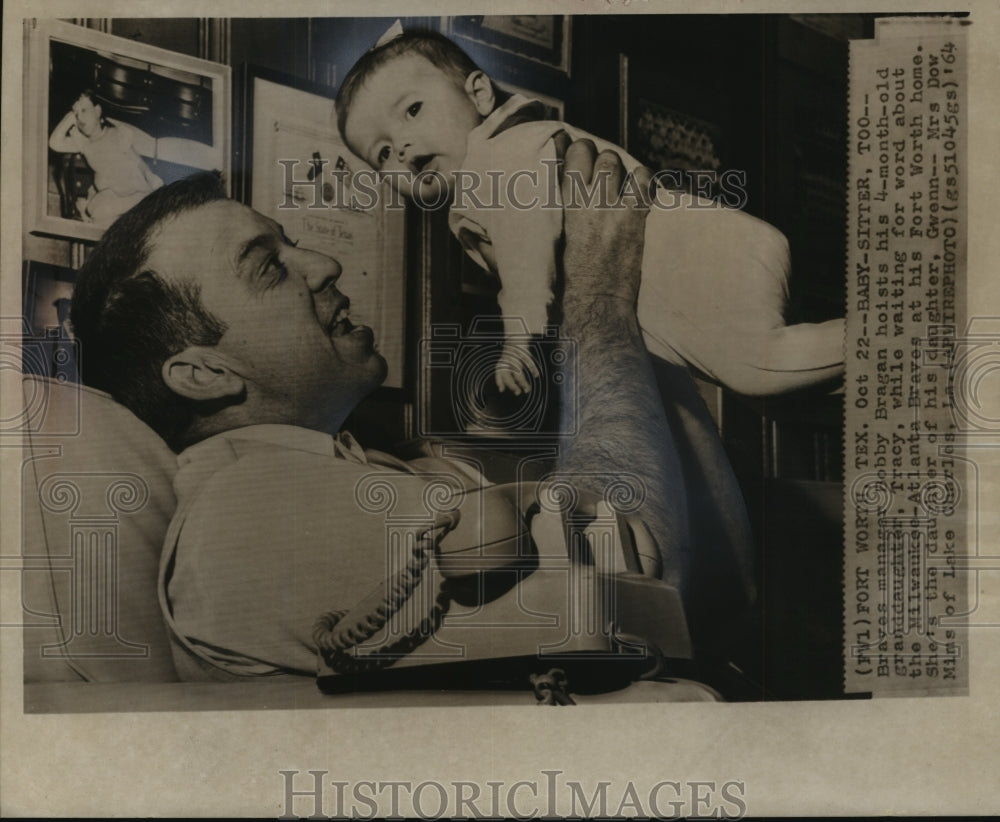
(337, 30, 845, 396)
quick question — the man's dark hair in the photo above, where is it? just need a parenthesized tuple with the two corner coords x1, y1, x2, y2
(70, 170, 229, 452)
(336, 29, 480, 139)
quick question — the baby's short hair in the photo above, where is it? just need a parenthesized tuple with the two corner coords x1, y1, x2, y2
(336, 28, 479, 138)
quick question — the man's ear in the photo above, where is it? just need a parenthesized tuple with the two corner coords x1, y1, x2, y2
(162, 346, 245, 401)
(464, 70, 496, 117)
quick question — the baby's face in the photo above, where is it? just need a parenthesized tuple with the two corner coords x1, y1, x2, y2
(343, 54, 485, 203)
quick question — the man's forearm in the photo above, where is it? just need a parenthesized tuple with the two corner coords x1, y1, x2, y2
(559, 290, 689, 588)
(553, 142, 690, 586)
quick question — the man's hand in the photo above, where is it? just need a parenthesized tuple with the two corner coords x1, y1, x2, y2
(559, 138, 653, 307)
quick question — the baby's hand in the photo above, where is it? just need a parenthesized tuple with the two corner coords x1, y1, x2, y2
(495, 339, 540, 396)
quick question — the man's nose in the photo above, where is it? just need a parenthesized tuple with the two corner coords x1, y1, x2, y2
(294, 246, 342, 292)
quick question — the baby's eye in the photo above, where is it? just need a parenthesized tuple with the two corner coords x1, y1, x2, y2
(406, 101, 422, 118)
(376, 145, 391, 166)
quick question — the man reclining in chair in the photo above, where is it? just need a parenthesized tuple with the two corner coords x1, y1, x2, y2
(69, 137, 756, 682)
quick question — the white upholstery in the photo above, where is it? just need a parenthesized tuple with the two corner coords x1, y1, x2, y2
(20, 376, 180, 681)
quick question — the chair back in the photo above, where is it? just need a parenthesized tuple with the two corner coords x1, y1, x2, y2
(20, 376, 180, 681)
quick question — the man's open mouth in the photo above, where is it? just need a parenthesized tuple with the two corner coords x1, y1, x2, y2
(327, 298, 353, 336)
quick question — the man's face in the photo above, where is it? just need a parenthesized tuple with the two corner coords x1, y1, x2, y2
(146, 200, 387, 430)
(72, 95, 101, 138)
(343, 54, 484, 203)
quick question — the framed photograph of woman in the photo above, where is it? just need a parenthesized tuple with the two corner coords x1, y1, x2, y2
(24, 19, 231, 243)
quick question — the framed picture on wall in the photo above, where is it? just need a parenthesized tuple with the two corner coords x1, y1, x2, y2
(619, 55, 733, 201)
(444, 15, 571, 76)
(24, 19, 231, 244)
(20, 261, 79, 384)
(239, 66, 407, 392)
(497, 82, 565, 120)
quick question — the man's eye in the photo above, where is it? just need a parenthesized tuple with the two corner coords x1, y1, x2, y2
(264, 255, 289, 287)
(376, 145, 391, 165)
(407, 101, 422, 118)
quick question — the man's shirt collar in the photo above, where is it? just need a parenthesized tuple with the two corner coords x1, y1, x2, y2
(178, 424, 368, 467)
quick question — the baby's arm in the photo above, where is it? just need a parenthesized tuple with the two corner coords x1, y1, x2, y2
(481, 151, 565, 394)
(491, 231, 560, 394)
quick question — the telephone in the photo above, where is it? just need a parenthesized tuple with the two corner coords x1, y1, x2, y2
(314, 478, 692, 699)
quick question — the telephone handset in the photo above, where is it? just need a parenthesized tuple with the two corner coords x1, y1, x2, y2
(314, 480, 692, 696)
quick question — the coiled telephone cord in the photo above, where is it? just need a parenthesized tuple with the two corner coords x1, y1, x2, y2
(313, 531, 449, 675)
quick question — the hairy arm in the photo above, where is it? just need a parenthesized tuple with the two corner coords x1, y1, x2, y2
(557, 140, 690, 587)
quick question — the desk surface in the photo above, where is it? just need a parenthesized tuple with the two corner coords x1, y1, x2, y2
(24, 677, 721, 713)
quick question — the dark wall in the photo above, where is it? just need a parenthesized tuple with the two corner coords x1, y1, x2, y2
(570, 15, 767, 216)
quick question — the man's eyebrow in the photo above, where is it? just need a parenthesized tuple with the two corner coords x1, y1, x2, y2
(234, 233, 275, 270)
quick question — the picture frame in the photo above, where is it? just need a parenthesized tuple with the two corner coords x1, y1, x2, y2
(239, 65, 407, 392)
(444, 15, 571, 77)
(24, 19, 231, 244)
(20, 260, 79, 384)
(497, 81, 565, 121)
(619, 55, 732, 199)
